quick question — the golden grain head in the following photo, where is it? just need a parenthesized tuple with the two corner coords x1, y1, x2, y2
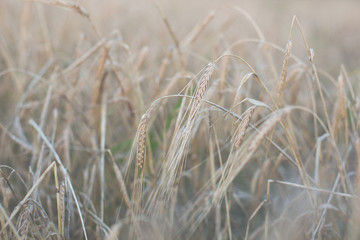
(276, 40, 292, 105)
(136, 114, 148, 169)
(189, 62, 215, 120)
(59, 182, 66, 220)
(234, 107, 256, 148)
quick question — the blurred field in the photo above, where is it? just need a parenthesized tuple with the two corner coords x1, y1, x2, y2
(1, 0, 360, 239)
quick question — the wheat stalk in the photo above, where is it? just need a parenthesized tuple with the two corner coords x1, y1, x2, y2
(337, 74, 346, 119)
(157, 57, 170, 85)
(182, 11, 215, 47)
(92, 49, 108, 135)
(135, 46, 149, 71)
(249, 108, 291, 151)
(219, 55, 230, 90)
(233, 72, 255, 106)
(32, 0, 89, 18)
(332, 74, 347, 139)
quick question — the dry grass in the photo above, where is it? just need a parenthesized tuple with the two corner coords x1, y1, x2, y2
(1, 0, 360, 239)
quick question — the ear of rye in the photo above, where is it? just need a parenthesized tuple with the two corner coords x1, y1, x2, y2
(189, 63, 215, 120)
(234, 107, 256, 148)
(277, 40, 292, 105)
(136, 114, 148, 169)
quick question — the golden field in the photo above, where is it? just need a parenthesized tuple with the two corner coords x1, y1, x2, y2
(1, 0, 360, 239)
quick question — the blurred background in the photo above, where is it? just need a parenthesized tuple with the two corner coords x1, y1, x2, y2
(2, 0, 360, 70)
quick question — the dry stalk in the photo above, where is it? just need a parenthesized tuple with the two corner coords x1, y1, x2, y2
(99, 92, 107, 221)
(162, 49, 173, 75)
(19, 1, 32, 68)
(331, 74, 347, 140)
(92, 49, 108, 131)
(158, 58, 169, 82)
(32, 0, 89, 18)
(270, 153, 284, 176)
(219, 54, 230, 91)
(154, 1, 184, 70)
(356, 138, 360, 186)
(252, 158, 271, 208)
(135, 46, 149, 71)
(63, 37, 106, 76)
(233, 72, 255, 107)
(156, 49, 173, 86)
(28, 121, 88, 239)
(249, 108, 291, 152)
(182, 11, 215, 47)
(234, 107, 256, 148)
(277, 40, 292, 105)
(245, 200, 266, 240)
(331, 102, 340, 140)
(205, 79, 219, 101)
(39, 78, 54, 131)
(0, 204, 22, 239)
(289, 70, 303, 104)
(1, 161, 55, 236)
(161, 73, 184, 98)
(146, 63, 215, 215)
(54, 163, 62, 235)
(294, 17, 333, 137)
(337, 74, 346, 119)
(107, 150, 131, 208)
